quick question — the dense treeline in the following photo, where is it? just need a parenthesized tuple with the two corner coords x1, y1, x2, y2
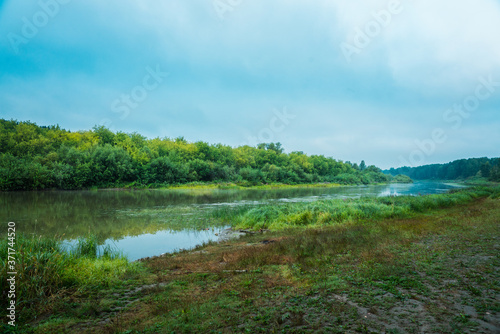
(385, 157, 500, 182)
(0, 119, 393, 190)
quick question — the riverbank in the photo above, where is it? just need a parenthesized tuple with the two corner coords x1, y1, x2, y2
(154, 181, 344, 191)
(2, 182, 411, 196)
(1, 181, 383, 193)
(210, 186, 488, 231)
(2, 186, 499, 333)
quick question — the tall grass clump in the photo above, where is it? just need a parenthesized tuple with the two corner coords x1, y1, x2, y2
(0, 235, 68, 310)
(210, 204, 256, 221)
(71, 235, 122, 259)
(490, 187, 500, 199)
(0, 234, 140, 321)
(213, 185, 500, 230)
(73, 234, 99, 258)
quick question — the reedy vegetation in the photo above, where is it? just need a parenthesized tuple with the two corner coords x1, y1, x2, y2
(212, 186, 498, 230)
(1, 185, 499, 330)
(1, 185, 499, 332)
(0, 234, 143, 328)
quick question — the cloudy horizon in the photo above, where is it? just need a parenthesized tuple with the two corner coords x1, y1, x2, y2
(1, 0, 499, 169)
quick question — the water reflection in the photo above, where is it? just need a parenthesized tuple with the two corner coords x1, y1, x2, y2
(0, 182, 463, 259)
(63, 228, 228, 261)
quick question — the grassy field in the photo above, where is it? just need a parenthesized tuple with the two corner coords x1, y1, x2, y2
(104, 179, 409, 191)
(1, 186, 499, 333)
(145, 181, 345, 191)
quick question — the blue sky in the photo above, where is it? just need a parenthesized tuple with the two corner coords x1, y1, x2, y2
(1, 0, 499, 169)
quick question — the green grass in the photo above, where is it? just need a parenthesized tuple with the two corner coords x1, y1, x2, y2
(0, 234, 145, 330)
(156, 181, 343, 191)
(121, 180, 345, 191)
(212, 186, 492, 230)
(2, 185, 499, 333)
(104, 191, 499, 333)
(71, 235, 123, 259)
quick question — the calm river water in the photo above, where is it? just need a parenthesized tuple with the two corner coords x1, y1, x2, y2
(0, 181, 463, 260)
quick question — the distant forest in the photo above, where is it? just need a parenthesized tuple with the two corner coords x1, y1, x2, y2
(0, 119, 398, 191)
(385, 157, 500, 182)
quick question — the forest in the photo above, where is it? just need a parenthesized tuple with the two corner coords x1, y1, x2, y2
(0, 119, 395, 191)
(385, 157, 500, 182)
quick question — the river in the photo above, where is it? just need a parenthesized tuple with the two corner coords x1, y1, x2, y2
(0, 181, 463, 260)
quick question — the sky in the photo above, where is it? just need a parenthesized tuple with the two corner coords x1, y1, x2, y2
(0, 0, 499, 169)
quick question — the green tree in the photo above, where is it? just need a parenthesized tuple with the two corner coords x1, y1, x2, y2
(359, 160, 366, 171)
(92, 125, 115, 146)
(0, 118, 401, 190)
(188, 159, 214, 182)
(480, 162, 491, 178)
(145, 157, 188, 184)
(90, 145, 134, 186)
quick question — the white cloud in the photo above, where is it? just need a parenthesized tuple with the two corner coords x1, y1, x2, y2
(386, 0, 500, 92)
(332, 0, 500, 93)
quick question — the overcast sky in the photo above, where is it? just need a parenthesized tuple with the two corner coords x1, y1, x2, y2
(1, 0, 499, 169)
